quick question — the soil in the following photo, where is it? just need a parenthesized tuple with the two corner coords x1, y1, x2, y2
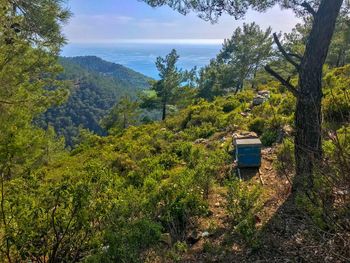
(177, 147, 349, 263)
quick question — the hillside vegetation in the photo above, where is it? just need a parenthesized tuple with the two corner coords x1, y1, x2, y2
(0, 0, 349, 262)
(36, 56, 151, 146)
(2, 66, 349, 261)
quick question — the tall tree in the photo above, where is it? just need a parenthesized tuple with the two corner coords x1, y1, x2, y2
(157, 49, 182, 120)
(142, 0, 344, 195)
(3, 0, 70, 50)
(198, 22, 273, 99)
(141, 49, 193, 120)
(217, 22, 274, 91)
(0, 0, 70, 261)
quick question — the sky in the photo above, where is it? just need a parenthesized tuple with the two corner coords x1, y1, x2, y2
(63, 0, 300, 44)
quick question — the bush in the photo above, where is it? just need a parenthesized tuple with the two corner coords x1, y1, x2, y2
(221, 99, 240, 113)
(261, 130, 279, 146)
(296, 126, 350, 232)
(158, 181, 208, 240)
(323, 65, 350, 123)
(182, 122, 217, 140)
(226, 180, 263, 245)
(275, 138, 295, 175)
(248, 117, 266, 135)
(96, 219, 162, 263)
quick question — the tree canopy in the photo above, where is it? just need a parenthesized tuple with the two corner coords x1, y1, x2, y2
(198, 22, 273, 99)
(5, 0, 70, 49)
(141, 49, 195, 120)
(142, 0, 326, 20)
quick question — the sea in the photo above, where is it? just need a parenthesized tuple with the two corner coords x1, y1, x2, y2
(61, 43, 222, 79)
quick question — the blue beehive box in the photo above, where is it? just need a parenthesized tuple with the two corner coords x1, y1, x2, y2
(234, 138, 262, 168)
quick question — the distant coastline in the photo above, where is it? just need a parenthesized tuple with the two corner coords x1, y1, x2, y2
(61, 41, 222, 79)
(65, 39, 224, 45)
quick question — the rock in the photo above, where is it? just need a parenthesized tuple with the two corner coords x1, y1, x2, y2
(232, 131, 258, 140)
(195, 138, 208, 144)
(201, 231, 210, 238)
(257, 90, 271, 97)
(335, 189, 350, 195)
(252, 95, 267, 106)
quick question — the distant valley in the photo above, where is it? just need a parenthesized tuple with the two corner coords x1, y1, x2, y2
(36, 56, 152, 146)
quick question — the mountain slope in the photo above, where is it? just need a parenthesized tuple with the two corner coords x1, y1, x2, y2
(62, 56, 151, 90)
(36, 56, 151, 146)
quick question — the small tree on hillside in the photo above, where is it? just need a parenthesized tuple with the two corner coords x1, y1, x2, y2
(102, 95, 140, 131)
(142, 49, 194, 120)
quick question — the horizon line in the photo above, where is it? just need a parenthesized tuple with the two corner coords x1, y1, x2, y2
(66, 38, 224, 45)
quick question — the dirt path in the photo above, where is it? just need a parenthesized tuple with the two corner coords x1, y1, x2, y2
(180, 148, 292, 262)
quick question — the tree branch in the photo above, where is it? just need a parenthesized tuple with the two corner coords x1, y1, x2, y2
(287, 52, 303, 61)
(273, 33, 300, 70)
(264, 65, 299, 97)
(301, 1, 317, 17)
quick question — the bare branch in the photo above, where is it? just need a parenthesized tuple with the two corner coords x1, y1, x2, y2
(265, 65, 299, 97)
(273, 33, 300, 70)
(301, 1, 317, 17)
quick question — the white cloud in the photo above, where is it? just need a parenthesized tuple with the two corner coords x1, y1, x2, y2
(63, 6, 300, 44)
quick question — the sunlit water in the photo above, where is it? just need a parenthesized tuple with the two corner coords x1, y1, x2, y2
(61, 43, 222, 79)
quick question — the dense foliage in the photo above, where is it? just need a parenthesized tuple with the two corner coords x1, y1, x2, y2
(1, 0, 349, 262)
(198, 22, 274, 99)
(3, 67, 348, 260)
(140, 49, 196, 121)
(36, 56, 151, 146)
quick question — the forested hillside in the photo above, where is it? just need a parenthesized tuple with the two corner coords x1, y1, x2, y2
(36, 56, 151, 146)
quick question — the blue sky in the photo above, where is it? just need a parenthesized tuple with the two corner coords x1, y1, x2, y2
(63, 0, 300, 44)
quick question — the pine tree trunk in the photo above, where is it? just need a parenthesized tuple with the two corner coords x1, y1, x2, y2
(162, 101, 166, 120)
(293, 0, 343, 193)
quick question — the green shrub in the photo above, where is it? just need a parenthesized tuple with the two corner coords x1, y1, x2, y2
(222, 99, 240, 113)
(275, 138, 295, 175)
(97, 219, 162, 263)
(248, 117, 266, 135)
(159, 187, 208, 240)
(226, 179, 263, 246)
(261, 130, 278, 146)
(182, 122, 217, 140)
(323, 65, 350, 123)
(166, 241, 188, 262)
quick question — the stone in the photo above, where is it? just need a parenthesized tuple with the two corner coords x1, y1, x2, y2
(257, 90, 270, 97)
(195, 138, 208, 144)
(201, 231, 210, 238)
(252, 95, 266, 106)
